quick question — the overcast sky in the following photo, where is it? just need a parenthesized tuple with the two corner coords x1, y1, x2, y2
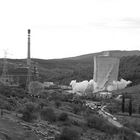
(0, 0, 140, 59)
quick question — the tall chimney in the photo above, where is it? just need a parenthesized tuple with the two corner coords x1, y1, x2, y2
(27, 29, 31, 65)
(26, 29, 32, 92)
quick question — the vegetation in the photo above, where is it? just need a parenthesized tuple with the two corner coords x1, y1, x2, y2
(72, 104, 81, 114)
(0, 85, 139, 139)
(122, 94, 125, 113)
(86, 114, 119, 134)
(20, 102, 38, 122)
(128, 98, 132, 116)
(1, 52, 140, 139)
(119, 116, 140, 134)
(58, 112, 68, 121)
(85, 114, 140, 140)
(40, 107, 56, 122)
(55, 127, 80, 140)
(55, 100, 62, 108)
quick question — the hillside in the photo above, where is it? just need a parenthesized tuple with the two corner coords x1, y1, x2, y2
(64, 50, 140, 60)
(0, 50, 140, 140)
(1, 50, 140, 85)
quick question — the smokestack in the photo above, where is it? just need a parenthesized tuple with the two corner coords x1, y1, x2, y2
(27, 29, 31, 65)
(26, 29, 31, 91)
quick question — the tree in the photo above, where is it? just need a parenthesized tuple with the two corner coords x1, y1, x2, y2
(129, 98, 132, 116)
(21, 102, 38, 122)
(122, 94, 125, 113)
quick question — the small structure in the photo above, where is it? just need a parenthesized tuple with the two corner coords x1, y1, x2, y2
(97, 92, 112, 99)
(43, 82, 54, 88)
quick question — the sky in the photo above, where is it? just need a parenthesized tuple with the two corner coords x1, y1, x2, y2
(0, 0, 140, 59)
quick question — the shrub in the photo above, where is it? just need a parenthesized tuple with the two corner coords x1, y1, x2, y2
(59, 112, 68, 121)
(62, 94, 73, 102)
(107, 101, 121, 114)
(86, 115, 139, 139)
(0, 85, 12, 96)
(138, 105, 140, 114)
(103, 123, 120, 135)
(55, 127, 80, 140)
(124, 120, 140, 133)
(21, 102, 38, 122)
(86, 115, 120, 135)
(86, 115, 104, 129)
(22, 110, 37, 122)
(119, 128, 138, 140)
(0, 85, 26, 98)
(55, 100, 61, 108)
(72, 104, 81, 114)
(50, 92, 63, 101)
(38, 102, 46, 109)
(40, 107, 56, 122)
(0, 98, 13, 111)
(11, 88, 26, 98)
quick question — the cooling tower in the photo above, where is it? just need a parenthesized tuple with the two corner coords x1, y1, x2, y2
(93, 55, 120, 92)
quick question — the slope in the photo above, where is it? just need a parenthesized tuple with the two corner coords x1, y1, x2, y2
(0, 50, 140, 85)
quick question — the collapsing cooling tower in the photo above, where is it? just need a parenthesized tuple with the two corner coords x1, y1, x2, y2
(93, 55, 120, 92)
